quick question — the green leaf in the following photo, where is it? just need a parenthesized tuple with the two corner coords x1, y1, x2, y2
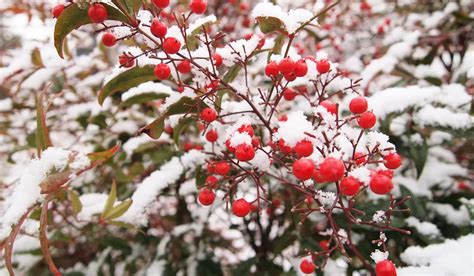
(54, 3, 130, 59)
(108, 220, 138, 231)
(119, 92, 169, 108)
(98, 66, 156, 105)
(197, 259, 223, 276)
(424, 77, 442, 86)
(31, 48, 44, 67)
(409, 139, 428, 178)
(399, 185, 427, 218)
(35, 92, 52, 155)
(113, 0, 142, 17)
(67, 190, 82, 215)
(256, 17, 283, 34)
(101, 180, 117, 219)
(173, 117, 194, 145)
(103, 199, 133, 220)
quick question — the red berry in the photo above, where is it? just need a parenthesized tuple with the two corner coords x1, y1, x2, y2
(377, 169, 394, 179)
(375, 260, 397, 276)
(283, 88, 297, 101)
(198, 188, 215, 206)
(313, 169, 326, 183)
(294, 59, 308, 77)
(251, 137, 260, 147)
(232, 198, 251, 217)
(200, 107, 217, 123)
(383, 153, 401, 169)
(119, 54, 135, 68)
(278, 57, 295, 74)
(213, 53, 223, 67)
(284, 72, 297, 82)
(235, 144, 255, 161)
(279, 114, 288, 121)
(340, 176, 361, 196)
(319, 157, 345, 182)
(225, 139, 236, 153)
(349, 96, 368, 114)
(370, 174, 393, 195)
(316, 59, 330, 74)
(154, 63, 171, 80)
(190, 0, 207, 14)
(358, 111, 376, 129)
(162, 37, 181, 54)
(152, 0, 170, 9)
(150, 18, 167, 38)
(194, 145, 203, 150)
(300, 259, 315, 274)
(320, 100, 337, 115)
(52, 4, 64, 18)
(88, 3, 108, 24)
(101, 32, 116, 47)
(177, 60, 191, 74)
(294, 140, 313, 157)
(319, 240, 329, 250)
(360, 1, 372, 12)
(205, 175, 219, 188)
(293, 159, 315, 181)
(278, 139, 293, 155)
(353, 152, 366, 165)
(214, 161, 230, 175)
(205, 129, 218, 142)
(265, 61, 279, 77)
(238, 125, 254, 137)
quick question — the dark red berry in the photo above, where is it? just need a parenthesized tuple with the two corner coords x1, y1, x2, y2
(370, 174, 393, 195)
(205, 175, 219, 189)
(278, 139, 293, 155)
(313, 169, 326, 183)
(177, 60, 192, 74)
(383, 153, 401, 169)
(119, 54, 135, 68)
(353, 152, 366, 165)
(154, 63, 171, 80)
(88, 3, 108, 24)
(150, 18, 167, 38)
(340, 176, 361, 196)
(358, 111, 376, 129)
(235, 144, 255, 161)
(214, 161, 230, 175)
(300, 259, 315, 274)
(283, 88, 297, 101)
(101, 32, 116, 47)
(162, 37, 181, 54)
(319, 157, 345, 182)
(294, 140, 313, 157)
(349, 96, 368, 114)
(232, 198, 251, 217)
(293, 159, 315, 181)
(198, 188, 215, 205)
(205, 129, 218, 142)
(200, 107, 217, 123)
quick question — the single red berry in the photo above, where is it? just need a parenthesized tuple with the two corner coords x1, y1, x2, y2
(235, 144, 255, 161)
(284, 72, 297, 82)
(278, 139, 293, 155)
(119, 54, 135, 68)
(353, 152, 366, 165)
(319, 240, 329, 250)
(370, 174, 393, 195)
(340, 176, 361, 196)
(294, 59, 308, 77)
(198, 188, 215, 206)
(283, 88, 297, 101)
(300, 259, 315, 274)
(88, 3, 108, 24)
(358, 111, 376, 129)
(214, 161, 230, 175)
(162, 37, 181, 54)
(251, 137, 260, 148)
(239, 2, 249, 11)
(278, 57, 296, 74)
(205, 175, 219, 189)
(205, 129, 218, 142)
(177, 60, 191, 74)
(377, 169, 394, 179)
(232, 198, 251, 217)
(320, 100, 337, 115)
(213, 53, 223, 67)
(101, 32, 116, 47)
(265, 61, 279, 77)
(375, 260, 397, 276)
(319, 157, 345, 182)
(200, 107, 217, 123)
(360, 1, 372, 12)
(383, 153, 401, 169)
(152, 0, 170, 9)
(293, 159, 315, 181)
(190, 0, 207, 14)
(279, 114, 288, 121)
(184, 142, 194, 151)
(238, 125, 254, 137)
(150, 18, 167, 38)
(225, 139, 236, 153)
(207, 163, 215, 174)
(316, 59, 330, 74)
(52, 4, 64, 18)
(294, 140, 313, 157)
(154, 63, 171, 80)
(349, 96, 368, 114)
(313, 169, 326, 183)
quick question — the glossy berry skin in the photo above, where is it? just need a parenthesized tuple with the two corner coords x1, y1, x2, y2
(358, 111, 377, 129)
(278, 58, 295, 74)
(293, 159, 315, 181)
(205, 175, 219, 189)
(101, 32, 116, 47)
(294, 140, 313, 157)
(235, 144, 255, 161)
(214, 161, 230, 175)
(319, 157, 345, 182)
(353, 152, 366, 165)
(150, 18, 167, 38)
(316, 59, 330, 74)
(119, 54, 135, 68)
(349, 96, 368, 114)
(339, 176, 361, 196)
(265, 62, 279, 77)
(152, 0, 170, 8)
(320, 100, 337, 115)
(375, 260, 397, 276)
(88, 3, 108, 24)
(313, 169, 326, 183)
(300, 259, 315, 274)
(154, 63, 171, 80)
(162, 37, 181, 54)
(190, 0, 207, 14)
(370, 174, 393, 195)
(198, 188, 215, 206)
(238, 124, 254, 137)
(213, 53, 223, 67)
(283, 88, 297, 101)
(205, 129, 218, 142)
(177, 60, 191, 74)
(294, 59, 308, 77)
(383, 153, 401, 169)
(52, 4, 64, 18)
(200, 107, 217, 123)
(232, 198, 251, 217)
(278, 139, 293, 155)
(284, 72, 297, 82)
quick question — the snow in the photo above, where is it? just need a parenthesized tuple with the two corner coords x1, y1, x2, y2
(372, 211, 386, 223)
(251, 2, 314, 34)
(349, 167, 371, 185)
(216, 35, 261, 67)
(121, 81, 174, 102)
(370, 249, 389, 263)
(277, 111, 314, 147)
(413, 105, 473, 129)
(428, 203, 470, 227)
(77, 193, 108, 221)
(405, 216, 441, 238)
(229, 132, 252, 147)
(0, 98, 13, 111)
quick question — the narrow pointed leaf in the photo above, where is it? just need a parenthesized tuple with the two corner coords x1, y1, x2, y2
(87, 144, 121, 167)
(67, 190, 82, 215)
(104, 199, 133, 220)
(101, 181, 117, 219)
(119, 92, 169, 108)
(35, 92, 52, 155)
